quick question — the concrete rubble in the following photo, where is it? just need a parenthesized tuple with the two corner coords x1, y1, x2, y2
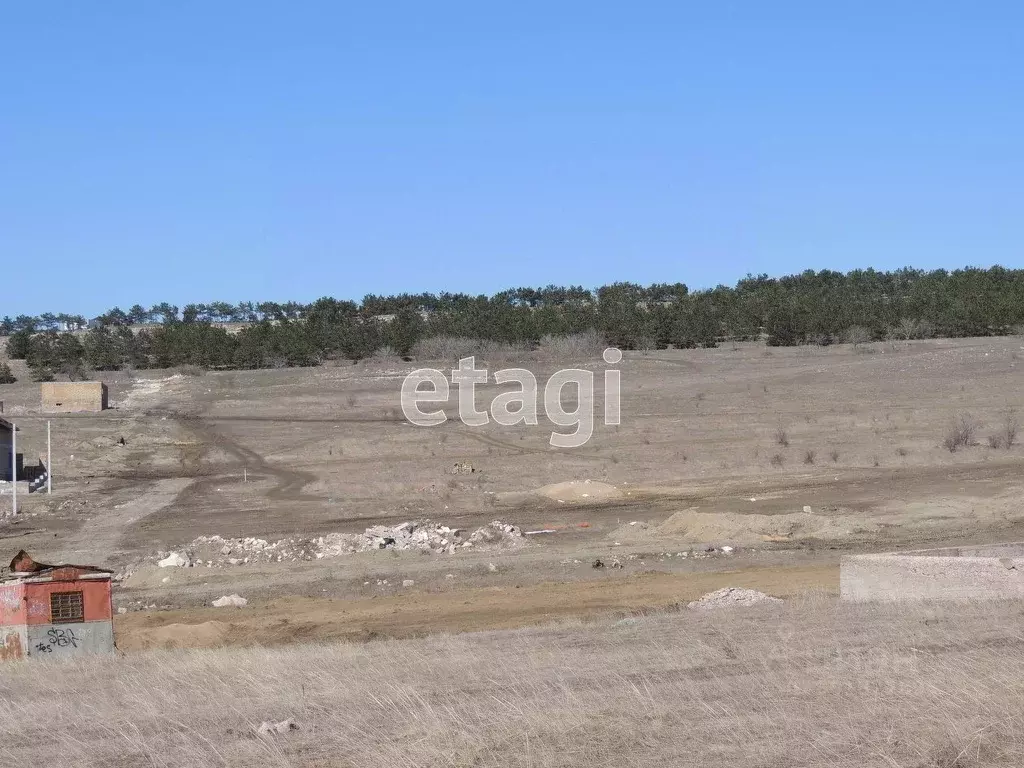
(157, 552, 188, 568)
(686, 587, 783, 610)
(152, 520, 524, 569)
(256, 719, 299, 737)
(211, 594, 248, 608)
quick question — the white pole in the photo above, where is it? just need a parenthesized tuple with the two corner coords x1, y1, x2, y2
(47, 420, 52, 494)
(244, 467, 247, 483)
(11, 422, 16, 516)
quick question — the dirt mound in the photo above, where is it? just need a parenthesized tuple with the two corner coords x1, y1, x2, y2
(124, 620, 231, 650)
(655, 508, 878, 546)
(687, 587, 783, 610)
(537, 480, 621, 502)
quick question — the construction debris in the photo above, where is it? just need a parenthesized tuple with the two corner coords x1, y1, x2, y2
(211, 594, 248, 608)
(153, 520, 524, 568)
(157, 552, 188, 568)
(256, 719, 299, 737)
(686, 587, 783, 610)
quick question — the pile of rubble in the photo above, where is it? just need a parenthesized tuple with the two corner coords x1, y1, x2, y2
(156, 520, 524, 568)
(686, 587, 784, 610)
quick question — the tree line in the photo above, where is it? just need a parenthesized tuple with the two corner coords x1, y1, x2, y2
(4, 266, 1024, 380)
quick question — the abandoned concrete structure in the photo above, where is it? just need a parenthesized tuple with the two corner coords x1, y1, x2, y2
(0, 551, 115, 660)
(41, 381, 108, 413)
(841, 543, 1024, 602)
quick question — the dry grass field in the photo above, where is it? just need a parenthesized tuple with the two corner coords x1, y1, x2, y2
(2, 597, 1023, 767)
(2, 336, 1024, 765)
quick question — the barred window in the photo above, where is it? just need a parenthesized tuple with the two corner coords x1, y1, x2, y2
(50, 591, 84, 623)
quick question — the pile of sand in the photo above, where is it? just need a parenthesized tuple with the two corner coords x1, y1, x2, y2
(648, 507, 879, 546)
(537, 480, 621, 502)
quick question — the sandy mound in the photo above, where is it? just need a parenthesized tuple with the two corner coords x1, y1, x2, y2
(654, 508, 879, 546)
(537, 480, 621, 502)
(122, 620, 231, 651)
(687, 587, 783, 610)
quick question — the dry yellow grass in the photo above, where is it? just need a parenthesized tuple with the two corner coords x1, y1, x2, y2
(1, 596, 1023, 767)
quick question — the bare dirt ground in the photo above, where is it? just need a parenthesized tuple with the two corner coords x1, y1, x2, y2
(3, 336, 1024, 648)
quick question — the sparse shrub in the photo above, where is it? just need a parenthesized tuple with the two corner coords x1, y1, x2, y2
(872, 455, 880, 467)
(177, 364, 205, 377)
(774, 428, 789, 447)
(803, 450, 815, 464)
(829, 449, 839, 463)
(889, 317, 934, 341)
(0, 362, 15, 384)
(943, 413, 978, 453)
(769, 453, 784, 467)
(371, 345, 399, 361)
(1001, 410, 1018, 449)
(537, 330, 605, 361)
(985, 412, 1019, 450)
(844, 325, 872, 347)
(412, 336, 485, 363)
(896, 447, 908, 457)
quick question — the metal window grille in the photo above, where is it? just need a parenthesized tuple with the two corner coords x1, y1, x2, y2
(50, 591, 84, 623)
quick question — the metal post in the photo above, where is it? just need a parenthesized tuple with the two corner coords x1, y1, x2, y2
(47, 420, 52, 494)
(11, 421, 16, 516)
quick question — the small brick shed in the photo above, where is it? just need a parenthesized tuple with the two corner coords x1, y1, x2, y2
(41, 381, 108, 413)
(0, 551, 115, 660)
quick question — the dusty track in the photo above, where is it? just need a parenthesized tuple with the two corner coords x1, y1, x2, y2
(116, 564, 837, 650)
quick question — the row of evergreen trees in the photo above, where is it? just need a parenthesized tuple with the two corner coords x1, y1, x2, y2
(4, 267, 1024, 377)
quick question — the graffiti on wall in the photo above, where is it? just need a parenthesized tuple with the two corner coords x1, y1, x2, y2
(34, 628, 80, 654)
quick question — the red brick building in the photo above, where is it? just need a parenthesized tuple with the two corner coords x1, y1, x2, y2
(0, 551, 114, 660)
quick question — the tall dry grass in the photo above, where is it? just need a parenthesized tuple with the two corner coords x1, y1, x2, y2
(1, 596, 1022, 766)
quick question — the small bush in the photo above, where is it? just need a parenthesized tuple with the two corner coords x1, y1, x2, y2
(769, 453, 785, 467)
(888, 317, 934, 341)
(412, 336, 484, 363)
(844, 325, 872, 347)
(1001, 411, 1018, 449)
(774, 428, 789, 447)
(829, 449, 840, 463)
(896, 447, 908, 457)
(177, 364, 205, 377)
(803, 450, 815, 464)
(0, 362, 15, 384)
(371, 345, 400, 361)
(943, 413, 978, 453)
(537, 330, 605, 361)
(987, 434, 1004, 449)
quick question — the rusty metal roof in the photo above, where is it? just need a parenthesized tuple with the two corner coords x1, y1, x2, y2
(4, 550, 113, 580)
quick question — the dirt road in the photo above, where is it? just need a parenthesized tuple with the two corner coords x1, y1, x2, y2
(116, 564, 837, 650)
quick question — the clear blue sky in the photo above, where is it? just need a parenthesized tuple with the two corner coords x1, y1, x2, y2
(3, 2, 1022, 317)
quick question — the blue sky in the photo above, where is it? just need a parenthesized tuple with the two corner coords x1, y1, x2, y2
(3, 2, 1022, 317)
